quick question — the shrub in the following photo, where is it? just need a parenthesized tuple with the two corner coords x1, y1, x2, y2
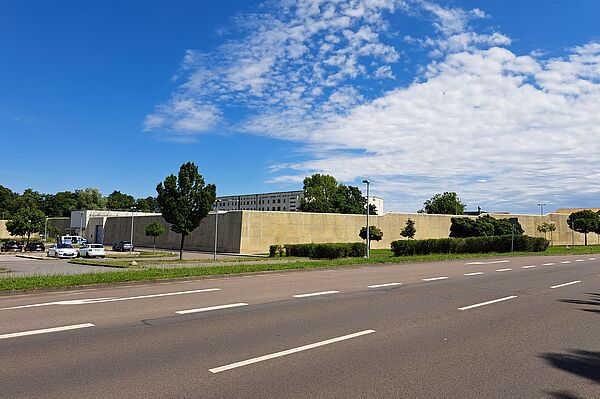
(282, 242, 366, 259)
(391, 235, 548, 256)
(450, 216, 524, 238)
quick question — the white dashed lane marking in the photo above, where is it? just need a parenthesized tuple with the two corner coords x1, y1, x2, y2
(293, 291, 339, 298)
(367, 283, 402, 288)
(458, 296, 518, 311)
(495, 268, 512, 272)
(550, 281, 581, 289)
(422, 277, 449, 282)
(464, 272, 483, 276)
(522, 265, 536, 269)
(0, 323, 95, 340)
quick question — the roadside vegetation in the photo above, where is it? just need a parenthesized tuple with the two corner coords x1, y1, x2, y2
(2, 245, 600, 292)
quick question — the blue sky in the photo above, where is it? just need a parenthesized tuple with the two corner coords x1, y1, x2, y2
(1, 0, 599, 214)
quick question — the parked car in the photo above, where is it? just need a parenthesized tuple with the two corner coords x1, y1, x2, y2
(25, 242, 45, 252)
(78, 244, 106, 258)
(60, 235, 87, 245)
(1, 240, 23, 252)
(112, 241, 134, 252)
(47, 243, 78, 258)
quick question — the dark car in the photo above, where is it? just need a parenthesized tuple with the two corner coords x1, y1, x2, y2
(112, 241, 134, 252)
(25, 242, 45, 252)
(1, 240, 23, 252)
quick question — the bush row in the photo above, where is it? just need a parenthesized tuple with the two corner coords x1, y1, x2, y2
(390, 235, 549, 256)
(269, 243, 366, 259)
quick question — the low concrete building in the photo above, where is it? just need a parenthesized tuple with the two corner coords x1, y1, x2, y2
(70, 210, 161, 244)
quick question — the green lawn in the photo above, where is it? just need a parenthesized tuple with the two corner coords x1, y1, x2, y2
(2, 245, 600, 292)
(104, 251, 174, 259)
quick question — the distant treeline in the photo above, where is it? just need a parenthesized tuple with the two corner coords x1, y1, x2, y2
(0, 185, 159, 219)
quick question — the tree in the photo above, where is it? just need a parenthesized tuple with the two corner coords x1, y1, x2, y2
(449, 216, 523, 238)
(156, 162, 216, 260)
(400, 219, 416, 239)
(299, 174, 339, 213)
(135, 196, 160, 212)
(567, 210, 600, 245)
(359, 226, 383, 249)
(420, 192, 465, 215)
(299, 174, 369, 215)
(43, 191, 78, 217)
(106, 190, 135, 210)
(0, 185, 17, 218)
(547, 222, 556, 245)
(6, 207, 46, 246)
(75, 188, 107, 210)
(145, 222, 166, 252)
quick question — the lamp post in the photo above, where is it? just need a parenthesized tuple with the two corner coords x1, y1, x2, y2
(130, 207, 136, 254)
(214, 199, 221, 260)
(44, 217, 49, 243)
(362, 179, 370, 258)
(79, 212, 84, 241)
(537, 203, 545, 217)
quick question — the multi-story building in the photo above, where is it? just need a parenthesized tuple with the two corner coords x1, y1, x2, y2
(215, 190, 384, 215)
(216, 190, 304, 212)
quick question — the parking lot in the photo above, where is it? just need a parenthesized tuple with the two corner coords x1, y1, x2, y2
(0, 254, 124, 277)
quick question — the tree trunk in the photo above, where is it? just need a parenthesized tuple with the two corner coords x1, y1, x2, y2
(584, 233, 587, 246)
(179, 234, 186, 260)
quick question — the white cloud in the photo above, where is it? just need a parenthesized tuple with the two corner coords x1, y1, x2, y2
(146, 0, 600, 211)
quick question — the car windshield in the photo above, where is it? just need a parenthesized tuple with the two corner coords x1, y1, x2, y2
(57, 244, 73, 249)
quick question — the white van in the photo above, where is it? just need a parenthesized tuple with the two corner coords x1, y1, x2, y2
(60, 235, 88, 245)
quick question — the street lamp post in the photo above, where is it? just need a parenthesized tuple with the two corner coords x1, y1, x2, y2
(214, 200, 221, 260)
(44, 217, 49, 243)
(537, 203, 545, 217)
(362, 180, 370, 258)
(130, 207, 136, 254)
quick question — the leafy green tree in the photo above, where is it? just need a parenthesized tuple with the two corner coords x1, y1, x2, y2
(420, 192, 465, 215)
(135, 196, 160, 212)
(145, 222, 166, 252)
(334, 184, 366, 214)
(567, 210, 600, 245)
(156, 162, 216, 260)
(75, 188, 107, 210)
(6, 207, 46, 246)
(449, 216, 522, 238)
(299, 174, 339, 213)
(106, 190, 135, 210)
(538, 221, 556, 244)
(547, 222, 556, 245)
(0, 185, 18, 218)
(299, 174, 371, 215)
(359, 226, 383, 249)
(43, 191, 78, 217)
(400, 219, 417, 239)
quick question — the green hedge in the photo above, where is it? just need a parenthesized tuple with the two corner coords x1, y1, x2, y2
(390, 235, 549, 256)
(280, 242, 366, 259)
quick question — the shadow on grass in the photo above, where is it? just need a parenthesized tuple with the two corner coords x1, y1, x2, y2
(541, 349, 600, 384)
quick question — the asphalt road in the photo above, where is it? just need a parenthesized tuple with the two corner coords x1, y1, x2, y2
(1, 254, 598, 398)
(0, 254, 121, 276)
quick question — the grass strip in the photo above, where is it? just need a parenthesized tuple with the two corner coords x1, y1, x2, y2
(104, 251, 174, 259)
(3, 245, 600, 292)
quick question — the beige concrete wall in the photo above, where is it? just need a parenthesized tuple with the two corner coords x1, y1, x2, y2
(101, 212, 243, 253)
(0, 218, 69, 240)
(237, 211, 596, 254)
(94, 210, 598, 254)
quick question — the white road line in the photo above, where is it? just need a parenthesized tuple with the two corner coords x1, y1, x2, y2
(495, 268, 512, 272)
(367, 283, 402, 288)
(458, 296, 518, 311)
(550, 281, 582, 289)
(422, 277, 448, 281)
(588, 257, 597, 261)
(176, 303, 248, 315)
(209, 329, 376, 373)
(293, 291, 339, 298)
(464, 272, 483, 276)
(465, 260, 509, 265)
(543, 263, 555, 266)
(0, 323, 95, 340)
(0, 289, 221, 310)
(560, 261, 571, 264)
(575, 259, 585, 262)
(521, 265, 536, 269)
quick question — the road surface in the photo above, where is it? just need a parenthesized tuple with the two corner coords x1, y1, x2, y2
(1, 254, 598, 398)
